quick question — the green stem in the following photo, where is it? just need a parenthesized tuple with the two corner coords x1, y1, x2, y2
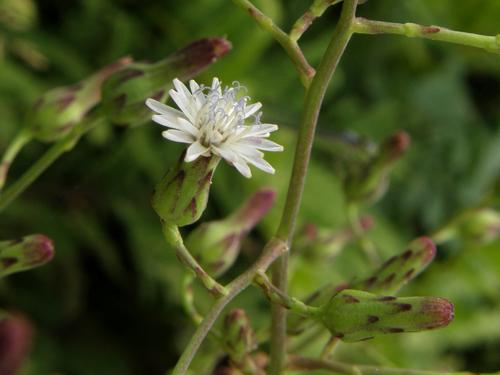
(170, 238, 288, 375)
(352, 18, 500, 53)
(269, 1, 359, 373)
(181, 275, 204, 325)
(253, 272, 321, 317)
(320, 335, 340, 359)
(0, 116, 104, 213)
(290, 0, 343, 42)
(0, 128, 32, 191)
(346, 202, 379, 265)
(162, 223, 228, 297)
(287, 355, 499, 375)
(231, 0, 315, 86)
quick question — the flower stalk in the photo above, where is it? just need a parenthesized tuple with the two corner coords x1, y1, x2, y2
(351, 18, 500, 53)
(269, 1, 359, 373)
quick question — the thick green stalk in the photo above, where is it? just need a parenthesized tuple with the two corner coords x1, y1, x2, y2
(231, 0, 315, 86)
(170, 238, 288, 375)
(0, 129, 32, 191)
(288, 356, 500, 375)
(0, 116, 104, 213)
(269, 0, 359, 373)
(352, 18, 500, 53)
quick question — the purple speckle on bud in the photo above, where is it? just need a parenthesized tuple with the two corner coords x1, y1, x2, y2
(416, 236, 436, 264)
(25, 234, 54, 266)
(420, 297, 454, 329)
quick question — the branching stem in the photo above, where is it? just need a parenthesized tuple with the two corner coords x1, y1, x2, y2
(352, 18, 500, 53)
(269, 1, 359, 373)
(231, 0, 315, 86)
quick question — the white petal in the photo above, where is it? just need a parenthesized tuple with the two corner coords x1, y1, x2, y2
(241, 124, 279, 138)
(176, 117, 200, 136)
(161, 130, 194, 144)
(189, 80, 200, 93)
(241, 155, 275, 175)
(152, 114, 195, 134)
(211, 77, 222, 94)
(173, 79, 192, 102)
(169, 89, 196, 123)
(244, 102, 262, 118)
(146, 98, 174, 115)
(212, 145, 238, 163)
(238, 137, 284, 152)
(233, 158, 252, 178)
(185, 142, 210, 162)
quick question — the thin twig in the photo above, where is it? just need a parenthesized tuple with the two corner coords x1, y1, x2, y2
(287, 356, 497, 375)
(231, 0, 315, 86)
(352, 18, 500, 53)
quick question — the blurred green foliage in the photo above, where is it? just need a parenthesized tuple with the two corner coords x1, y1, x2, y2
(0, 0, 499, 374)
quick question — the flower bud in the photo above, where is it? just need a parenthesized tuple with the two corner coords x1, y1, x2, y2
(319, 289, 454, 342)
(26, 57, 131, 142)
(0, 234, 54, 277)
(344, 131, 410, 204)
(101, 37, 231, 127)
(223, 309, 257, 365)
(352, 236, 436, 294)
(185, 188, 276, 277)
(459, 209, 500, 245)
(0, 313, 33, 375)
(152, 153, 220, 227)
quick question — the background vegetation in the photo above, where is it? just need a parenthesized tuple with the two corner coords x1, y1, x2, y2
(0, 0, 499, 374)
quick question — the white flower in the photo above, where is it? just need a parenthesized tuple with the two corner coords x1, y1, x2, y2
(145, 78, 283, 178)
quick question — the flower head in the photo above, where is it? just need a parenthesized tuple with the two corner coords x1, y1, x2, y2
(146, 78, 283, 178)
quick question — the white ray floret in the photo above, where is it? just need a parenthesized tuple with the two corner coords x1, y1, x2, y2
(145, 78, 283, 178)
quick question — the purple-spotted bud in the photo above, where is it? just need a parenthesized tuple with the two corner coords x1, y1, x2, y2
(352, 236, 436, 294)
(152, 153, 220, 226)
(0, 234, 54, 277)
(0, 313, 33, 375)
(26, 57, 131, 142)
(223, 309, 257, 366)
(185, 188, 276, 277)
(295, 217, 373, 259)
(345, 131, 410, 204)
(101, 37, 231, 127)
(319, 289, 454, 342)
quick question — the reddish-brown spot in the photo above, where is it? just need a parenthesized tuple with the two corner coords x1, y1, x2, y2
(383, 273, 396, 284)
(334, 333, 345, 338)
(380, 255, 397, 270)
(1, 257, 17, 268)
(403, 268, 415, 280)
(359, 336, 374, 341)
(197, 170, 213, 191)
(367, 315, 379, 324)
(395, 303, 412, 312)
(363, 276, 378, 288)
(187, 198, 197, 218)
(385, 327, 405, 333)
(401, 250, 413, 262)
(151, 90, 165, 101)
(113, 93, 127, 109)
(55, 92, 76, 111)
(303, 223, 318, 241)
(116, 69, 145, 85)
(423, 26, 441, 34)
(342, 294, 360, 303)
(378, 296, 396, 302)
